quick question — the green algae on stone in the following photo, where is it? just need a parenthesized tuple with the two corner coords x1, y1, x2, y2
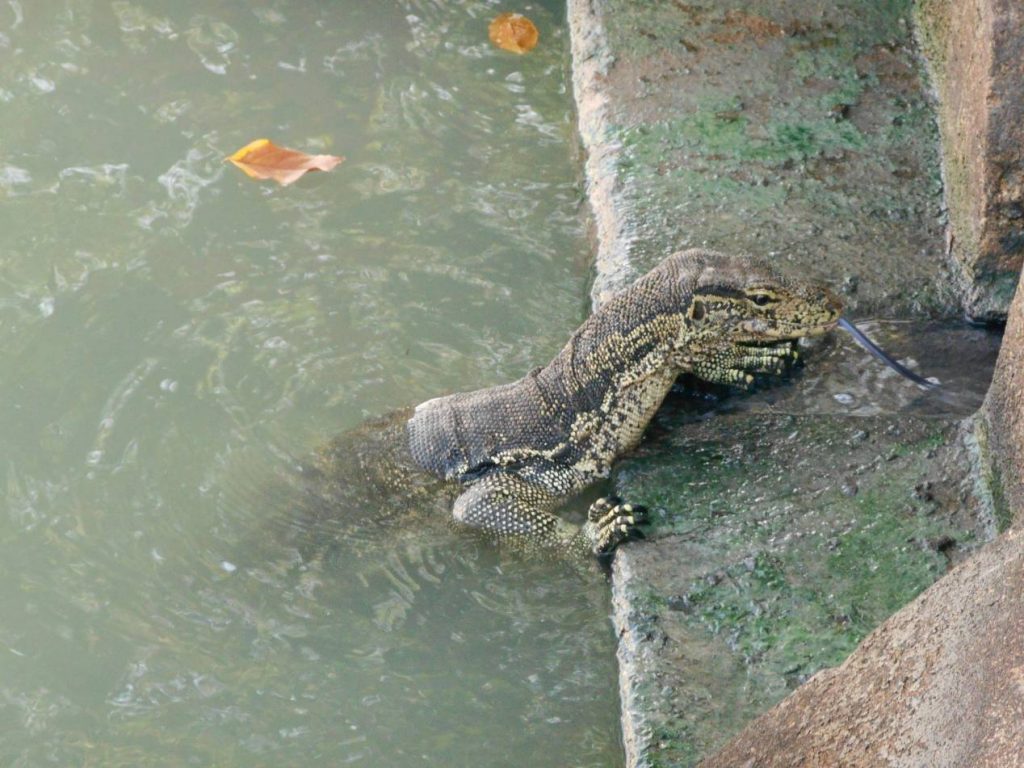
(972, 414, 1014, 533)
(579, 0, 955, 317)
(628, 415, 962, 659)
(610, 411, 988, 765)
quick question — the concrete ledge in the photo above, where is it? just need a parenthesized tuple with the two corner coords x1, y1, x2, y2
(568, 0, 636, 308)
(567, 0, 1024, 765)
(609, 408, 994, 767)
(568, 0, 956, 315)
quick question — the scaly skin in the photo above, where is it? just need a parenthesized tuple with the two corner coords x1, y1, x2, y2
(307, 249, 841, 560)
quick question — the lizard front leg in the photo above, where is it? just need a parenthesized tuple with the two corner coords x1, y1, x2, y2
(452, 474, 646, 558)
(692, 341, 797, 388)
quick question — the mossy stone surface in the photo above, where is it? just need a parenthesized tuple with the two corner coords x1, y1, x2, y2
(610, 411, 989, 766)
(573, 0, 957, 317)
(567, 1, 1006, 764)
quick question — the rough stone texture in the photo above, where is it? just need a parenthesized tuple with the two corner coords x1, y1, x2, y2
(612, 409, 993, 768)
(700, 526, 1024, 768)
(566, 0, 1021, 766)
(982, 269, 1024, 526)
(916, 0, 1024, 321)
(689, 233, 1024, 768)
(569, 0, 957, 316)
(689, 8, 1024, 764)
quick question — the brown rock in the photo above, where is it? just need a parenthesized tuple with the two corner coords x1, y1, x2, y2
(983, 263, 1024, 524)
(700, 527, 1024, 768)
(918, 0, 1024, 321)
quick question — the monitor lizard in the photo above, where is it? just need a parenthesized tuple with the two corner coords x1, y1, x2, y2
(299, 249, 842, 560)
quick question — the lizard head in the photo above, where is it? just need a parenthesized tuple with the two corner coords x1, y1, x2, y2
(684, 251, 843, 344)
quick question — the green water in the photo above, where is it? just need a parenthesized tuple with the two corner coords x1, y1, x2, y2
(0, 2, 624, 765)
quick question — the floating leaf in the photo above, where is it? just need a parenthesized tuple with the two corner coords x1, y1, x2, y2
(488, 12, 539, 54)
(226, 139, 344, 186)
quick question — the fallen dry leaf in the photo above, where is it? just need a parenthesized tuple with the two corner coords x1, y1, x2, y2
(488, 12, 538, 54)
(226, 139, 344, 186)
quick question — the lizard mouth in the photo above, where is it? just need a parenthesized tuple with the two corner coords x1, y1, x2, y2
(736, 321, 838, 346)
(735, 289, 844, 343)
(790, 320, 839, 339)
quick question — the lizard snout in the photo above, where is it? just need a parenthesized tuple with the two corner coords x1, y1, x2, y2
(824, 290, 844, 320)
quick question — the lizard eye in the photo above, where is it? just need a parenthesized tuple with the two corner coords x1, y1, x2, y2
(749, 293, 774, 307)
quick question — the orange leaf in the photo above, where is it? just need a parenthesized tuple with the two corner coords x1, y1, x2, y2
(488, 12, 538, 54)
(226, 139, 344, 186)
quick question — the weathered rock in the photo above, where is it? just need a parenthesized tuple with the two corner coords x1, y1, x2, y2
(981, 265, 1024, 526)
(916, 0, 1024, 321)
(699, 526, 1024, 768)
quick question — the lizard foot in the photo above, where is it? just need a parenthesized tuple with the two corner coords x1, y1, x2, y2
(696, 342, 799, 390)
(582, 496, 649, 555)
(734, 341, 798, 375)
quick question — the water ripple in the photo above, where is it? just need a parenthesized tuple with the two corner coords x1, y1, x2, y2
(0, 2, 616, 765)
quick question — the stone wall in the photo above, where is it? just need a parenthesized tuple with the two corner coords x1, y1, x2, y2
(982, 273, 1024, 524)
(916, 0, 1024, 321)
(699, 1, 1024, 761)
(567, 0, 1024, 762)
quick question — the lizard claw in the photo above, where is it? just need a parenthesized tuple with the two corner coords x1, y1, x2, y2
(695, 341, 799, 388)
(583, 497, 649, 554)
(587, 495, 620, 522)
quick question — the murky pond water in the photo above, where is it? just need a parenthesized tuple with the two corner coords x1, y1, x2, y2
(0, 2, 624, 765)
